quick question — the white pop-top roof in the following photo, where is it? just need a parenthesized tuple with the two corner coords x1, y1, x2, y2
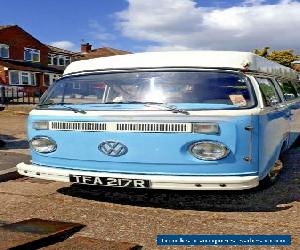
(64, 51, 298, 79)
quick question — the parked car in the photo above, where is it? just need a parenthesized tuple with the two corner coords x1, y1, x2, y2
(17, 51, 300, 190)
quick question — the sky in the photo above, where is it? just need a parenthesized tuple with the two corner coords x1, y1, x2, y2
(0, 0, 300, 53)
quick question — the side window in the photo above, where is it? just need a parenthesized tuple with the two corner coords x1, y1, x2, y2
(276, 79, 298, 101)
(256, 78, 281, 106)
(291, 80, 300, 97)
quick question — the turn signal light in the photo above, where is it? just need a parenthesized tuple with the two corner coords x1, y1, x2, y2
(192, 123, 220, 134)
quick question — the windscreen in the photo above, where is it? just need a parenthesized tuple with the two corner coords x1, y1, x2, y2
(40, 71, 255, 108)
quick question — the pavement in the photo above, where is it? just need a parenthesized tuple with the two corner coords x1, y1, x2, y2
(0, 151, 30, 182)
(0, 104, 31, 180)
(0, 151, 30, 171)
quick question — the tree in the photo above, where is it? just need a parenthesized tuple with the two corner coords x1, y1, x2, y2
(253, 47, 299, 68)
(253, 47, 270, 57)
(267, 50, 299, 68)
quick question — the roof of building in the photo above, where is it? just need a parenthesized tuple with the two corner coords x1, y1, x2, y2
(64, 50, 298, 79)
(47, 45, 80, 56)
(0, 59, 62, 73)
(0, 25, 48, 50)
(79, 47, 130, 60)
(0, 25, 17, 31)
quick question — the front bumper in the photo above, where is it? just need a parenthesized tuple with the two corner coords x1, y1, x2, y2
(17, 162, 259, 190)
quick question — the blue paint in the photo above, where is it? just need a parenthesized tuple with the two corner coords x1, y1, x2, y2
(28, 114, 260, 176)
(26, 87, 300, 185)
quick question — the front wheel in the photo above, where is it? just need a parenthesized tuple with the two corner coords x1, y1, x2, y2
(260, 159, 283, 188)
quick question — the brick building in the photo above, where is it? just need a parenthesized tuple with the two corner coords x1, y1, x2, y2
(0, 25, 131, 95)
(0, 25, 77, 93)
(79, 43, 130, 60)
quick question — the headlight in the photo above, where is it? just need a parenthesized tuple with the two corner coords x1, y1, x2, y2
(30, 136, 57, 153)
(189, 141, 229, 160)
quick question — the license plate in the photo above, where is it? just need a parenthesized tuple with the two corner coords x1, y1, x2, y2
(69, 175, 151, 188)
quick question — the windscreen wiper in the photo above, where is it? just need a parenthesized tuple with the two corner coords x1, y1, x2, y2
(102, 101, 189, 115)
(37, 103, 87, 114)
(144, 102, 190, 115)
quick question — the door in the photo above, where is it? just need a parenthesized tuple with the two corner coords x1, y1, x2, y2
(275, 78, 300, 144)
(255, 77, 290, 177)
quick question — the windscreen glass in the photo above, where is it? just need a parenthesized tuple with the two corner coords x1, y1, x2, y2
(40, 71, 255, 108)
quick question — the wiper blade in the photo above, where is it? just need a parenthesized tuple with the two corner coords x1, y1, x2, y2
(37, 103, 87, 114)
(60, 105, 87, 114)
(144, 103, 190, 115)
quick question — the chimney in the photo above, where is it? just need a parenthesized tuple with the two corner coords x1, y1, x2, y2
(81, 43, 92, 54)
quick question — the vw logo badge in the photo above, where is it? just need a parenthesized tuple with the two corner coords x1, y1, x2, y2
(98, 141, 128, 157)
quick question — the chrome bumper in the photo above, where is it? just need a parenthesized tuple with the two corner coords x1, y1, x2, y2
(17, 162, 259, 190)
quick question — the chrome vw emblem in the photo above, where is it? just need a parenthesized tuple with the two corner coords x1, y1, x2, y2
(98, 141, 128, 157)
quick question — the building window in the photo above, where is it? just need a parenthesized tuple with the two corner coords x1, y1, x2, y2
(31, 73, 36, 85)
(58, 56, 65, 66)
(10, 71, 19, 85)
(21, 72, 30, 85)
(65, 57, 71, 65)
(44, 74, 50, 86)
(52, 55, 58, 65)
(0, 44, 9, 58)
(24, 48, 40, 62)
(48, 54, 71, 66)
(48, 54, 52, 65)
(44, 73, 61, 86)
(9, 71, 37, 86)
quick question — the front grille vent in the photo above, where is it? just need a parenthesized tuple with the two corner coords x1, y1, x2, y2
(50, 121, 107, 131)
(116, 122, 190, 132)
(49, 121, 192, 133)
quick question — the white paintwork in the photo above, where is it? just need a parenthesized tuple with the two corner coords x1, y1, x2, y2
(30, 107, 267, 117)
(64, 51, 298, 79)
(17, 162, 259, 190)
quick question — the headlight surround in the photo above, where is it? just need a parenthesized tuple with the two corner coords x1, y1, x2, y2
(29, 136, 57, 153)
(189, 141, 229, 160)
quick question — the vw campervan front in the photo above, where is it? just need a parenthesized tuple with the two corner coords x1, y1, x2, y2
(17, 51, 300, 190)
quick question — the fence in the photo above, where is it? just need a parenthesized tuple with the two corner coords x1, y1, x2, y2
(0, 86, 43, 105)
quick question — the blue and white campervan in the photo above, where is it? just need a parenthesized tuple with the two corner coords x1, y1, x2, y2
(17, 51, 300, 190)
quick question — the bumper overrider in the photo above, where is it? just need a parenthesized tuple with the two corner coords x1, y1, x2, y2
(17, 162, 259, 190)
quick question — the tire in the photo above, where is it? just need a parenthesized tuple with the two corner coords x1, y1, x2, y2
(259, 159, 283, 188)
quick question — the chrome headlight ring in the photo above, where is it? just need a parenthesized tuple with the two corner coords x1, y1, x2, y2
(189, 140, 230, 161)
(29, 136, 57, 154)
